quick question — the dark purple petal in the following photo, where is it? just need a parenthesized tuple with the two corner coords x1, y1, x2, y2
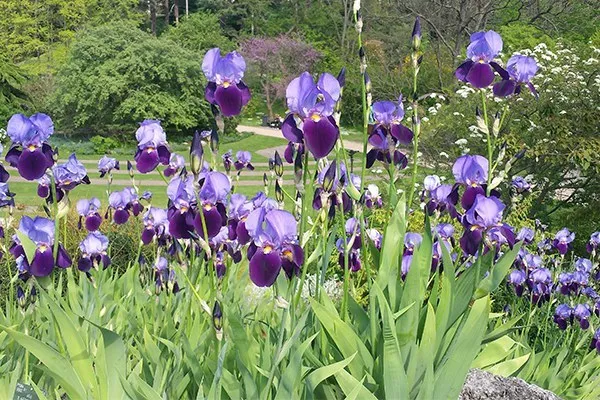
(85, 214, 102, 232)
(493, 80, 517, 97)
(303, 116, 339, 159)
(168, 209, 195, 239)
(366, 149, 379, 169)
(194, 206, 223, 239)
(5, 146, 22, 167)
(113, 209, 130, 225)
(0, 164, 9, 183)
(238, 81, 252, 106)
(460, 228, 483, 256)
(393, 150, 408, 169)
(37, 184, 49, 199)
(466, 62, 495, 88)
(282, 114, 303, 143)
(249, 249, 282, 287)
(18, 148, 50, 180)
(205, 82, 217, 104)
(490, 61, 509, 80)
(214, 84, 245, 117)
(527, 82, 538, 99)
(236, 220, 250, 245)
(390, 124, 413, 145)
(461, 185, 485, 210)
(157, 145, 171, 165)
(136, 149, 160, 173)
(141, 228, 155, 245)
(30, 248, 55, 277)
(78, 257, 93, 272)
(455, 60, 474, 82)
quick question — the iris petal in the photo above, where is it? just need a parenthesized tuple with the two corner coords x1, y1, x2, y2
(30, 248, 55, 277)
(136, 149, 160, 173)
(18, 148, 51, 180)
(214, 84, 244, 117)
(302, 116, 339, 159)
(466, 62, 495, 88)
(249, 250, 282, 287)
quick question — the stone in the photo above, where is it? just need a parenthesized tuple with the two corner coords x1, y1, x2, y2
(459, 369, 561, 400)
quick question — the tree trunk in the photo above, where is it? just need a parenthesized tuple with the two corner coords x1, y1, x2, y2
(150, 1, 157, 36)
(263, 82, 273, 118)
(164, 0, 169, 24)
(185, 0, 188, 17)
(174, 0, 179, 25)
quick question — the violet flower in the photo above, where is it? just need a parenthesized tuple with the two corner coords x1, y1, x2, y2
(76, 198, 103, 231)
(227, 193, 254, 245)
(591, 329, 600, 354)
(404, 233, 423, 255)
(154, 256, 180, 294)
(452, 154, 489, 209)
(283, 72, 341, 159)
(574, 304, 592, 329)
(164, 153, 185, 177)
(167, 175, 197, 239)
(52, 153, 90, 198)
(98, 156, 119, 178)
(455, 31, 505, 88)
(516, 227, 535, 244)
(0, 182, 15, 208)
(426, 184, 459, 217)
(245, 208, 303, 286)
(5, 113, 55, 180)
(202, 48, 251, 117)
(134, 120, 170, 173)
(193, 171, 230, 239)
(508, 269, 526, 297)
(511, 176, 531, 193)
(367, 228, 382, 250)
(553, 304, 573, 330)
(78, 232, 110, 272)
(108, 189, 133, 224)
(142, 207, 170, 245)
(364, 184, 383, 208)
(10, 216, 71, 277)
(553, 228, 575, 255)
(493, 55, 539, 98)
(234, 151, 254, 171)
(587, 232, 600, 254)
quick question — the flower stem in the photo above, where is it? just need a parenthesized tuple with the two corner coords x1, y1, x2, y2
(293, 151, 311, 311)
(480, 90, 494, 196)
(406, 47, 421, 210)
(50, 174, 60, 261)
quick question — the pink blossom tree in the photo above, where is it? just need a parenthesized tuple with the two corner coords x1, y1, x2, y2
(240, 35, 321, 118)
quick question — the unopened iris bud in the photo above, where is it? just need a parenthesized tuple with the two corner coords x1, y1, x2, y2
(17, 286, 26, 308)
(355, 10, 363, 32)
(268, 157, 275, 171)
(29, 287, 37, 304)
(213, 300, 223, 341)
(322, 160, 337, 192)
(417, 55, 423, 66)
(493, 111, 501, 137)
(275, 180, 284, 203)
(411, 16, 421, 51)
(274, 151, 284, 177)
(337, 67, 346, 89)
(346, 181, 362, 202)
(190, 130, 204, 175)
(155, 279, 162, 295)
(210, 130, 219, 153)
(364, 72, 372, 106)
(263, 172, 268, 187)
(515, 149, 526, 159)
(127, 161, 134, 178)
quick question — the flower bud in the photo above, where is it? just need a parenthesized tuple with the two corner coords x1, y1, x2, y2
(346, 180, 362, 202)
(29, 287, 37, 304)
(322, 161, 337, 192)
(274, 151, 284, 177)
(411, 16, 421, 51)
(275, 180, 284, 203)
(127, 160, 134, 178)
(190, 130, 204, 176)
(268, 157, 275, 171)
(17, 286, 26, 308)
(210, 130, 219, 154)
(263, 172, 268, 187)
(213, 300, 223, 341)
(337, 67, 346, 90)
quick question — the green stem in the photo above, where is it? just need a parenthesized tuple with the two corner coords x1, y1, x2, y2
(480, 90, 494, 196)
(406, 48, 421, 210)
(50, 174, 60, 261)
(263, 307, 289, 400)
(293, 151, 311, 310)
(316, 214, 329, 301)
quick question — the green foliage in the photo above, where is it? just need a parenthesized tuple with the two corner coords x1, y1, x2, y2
(498, 23, 555, 52)
(89, 135, 120, 154)
(163, 12, 234, 53)
(49, 22, 215, 137)
(0, 58, 29, 123)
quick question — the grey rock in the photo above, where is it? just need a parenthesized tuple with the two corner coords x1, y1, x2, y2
(459, 369, 561, 400)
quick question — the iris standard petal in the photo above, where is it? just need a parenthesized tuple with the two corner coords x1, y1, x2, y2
(249, 249, 282, 287)
(466, 62, 495, 88)
(303, 116, 339, 159)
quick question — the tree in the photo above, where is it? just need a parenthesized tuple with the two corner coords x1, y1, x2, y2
(240, 35, 321, 117)
(0, 58, 29, 123)
(163, 12, 233, 53)
(49, 22, 214, 137)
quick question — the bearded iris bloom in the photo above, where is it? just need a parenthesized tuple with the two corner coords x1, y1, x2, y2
(283, 72, 341, 159)
(52, 154, 90, 200)
(194, 171, 230, 239)
(460, 194, 514, 255)
(167, 175, 197, 239)
(455, 31, 505, 88)
(0, 182, 15, 208)
(554, 304, 573, 330)
(587, 232, 600, 254)
(5, 113, 55, 180)
(142, 207, 170, 245)
(202, 48, 251, 117)
(134, 120, 170, 173)
(245, 208, 303, 286)
(77, 198, 102, 231)
(452, 154, 490, 209)
(516, 227, 535, 244)
(234, 151, 254, 171)
(10, 216, 71, 277)
(78, 232, 110, 272)
(493, 55, 539, 98)
(154, 257, 180, 295)
(553, 228, 575, 255)
(164, 154, 185, 177)
(98, 156, 119, 178)
(574, 304, 592, 329)
(108, 189, 134, 224)
(227, 193, 254, 245)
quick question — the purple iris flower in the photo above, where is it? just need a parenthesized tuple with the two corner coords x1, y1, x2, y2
(283, 72, 341, 159)
(455, 31, 505, 88)
(591, 329, 600, 354)
(423, 175, 441, 192)
(52, 153, 90, 195)
(553, 304, 573, 330)
(78, 232, 110, 272)
(134, 120, 171, 173)
(336, 238, 362, 272)
(452, 154, 489, 209)
(574, 304, 592, 329)
(521, 253, 542, 271)
(108, 189, 133, 224)
(508, 269, 526, 296)
(576, 258, 593, 274)
(367, 228, 383, 250)
(404, 233, 422, 255)
(153, 256, 180, 294)
(164, 153, 185, 177)
(167, 175, 197, 239)
(194, 171, 230, 239)
(5, 113, 55, 180)
(222, 150, 233, 172)
(460, 194, 514, 255)
(587, 232, 600, 254)
(511, 176, 531, 193)
(142, 207, 170, 245)
(529, 267, 553, 305)
(494, 55, 539, 98)
(516, 227, 535, 244)
(10, 216, 71, 277)
(435, 223, 455, 240)
(553, 228, 575, 255)
(227, 193, 254, 245)
(245, 208, 303, 286)
(98, 156, 119, 178)
(312, 161, 352, 216)
(366, 128, 408, 170)
(365, 184, 383, 208)
(401, 254, 413, 280)
(426, 184, 459, 217)
(76, 198, 102, 231)
(234, 151, 254, 171)
(0, 182, 15, 208)
(203, 48, 251, 117)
